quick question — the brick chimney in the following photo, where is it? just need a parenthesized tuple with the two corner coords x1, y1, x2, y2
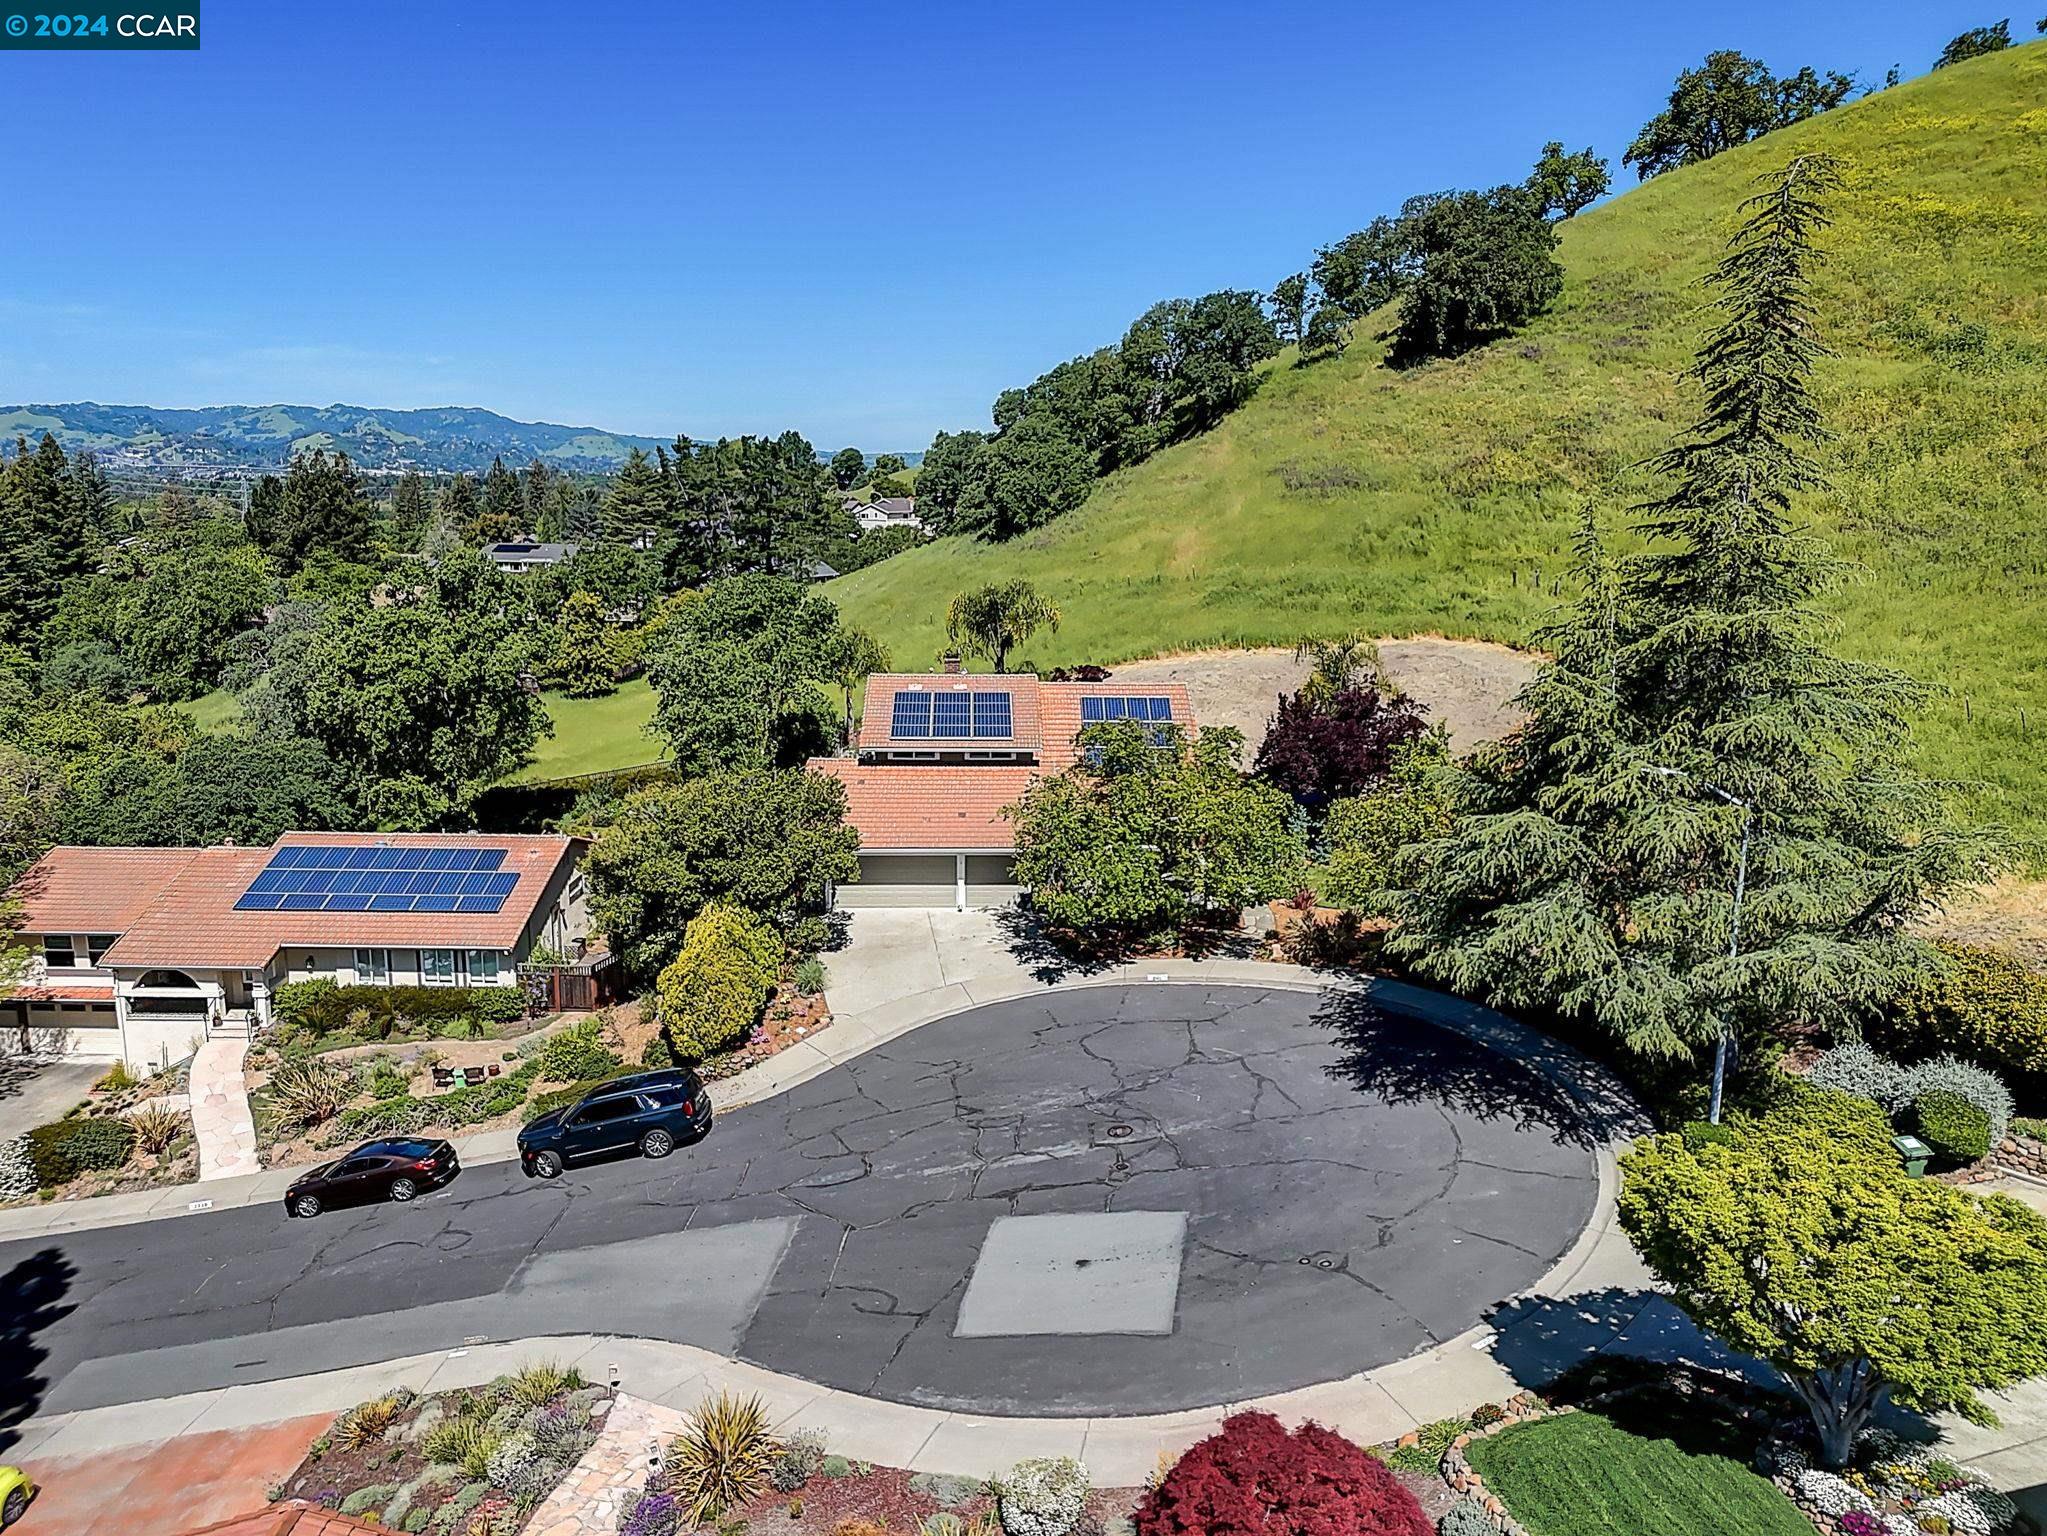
(941, 652, 964, 675)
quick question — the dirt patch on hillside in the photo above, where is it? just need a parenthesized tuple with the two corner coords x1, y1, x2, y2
(1920, 875, 2047, 969)
(1113, 639, 1535, 755)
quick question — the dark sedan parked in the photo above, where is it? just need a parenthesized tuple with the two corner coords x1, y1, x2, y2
(284, 1138, 460, 1217)
(518, 1069, 712, 1178)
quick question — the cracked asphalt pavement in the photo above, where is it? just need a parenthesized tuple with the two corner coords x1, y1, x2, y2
(0, 984, 1600, 1417)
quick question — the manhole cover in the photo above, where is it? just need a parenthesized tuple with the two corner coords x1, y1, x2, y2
(1105, 1124, 1135, 1140)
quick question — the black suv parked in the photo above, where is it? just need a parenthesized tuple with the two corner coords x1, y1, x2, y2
(517, 1068, 712, 1178)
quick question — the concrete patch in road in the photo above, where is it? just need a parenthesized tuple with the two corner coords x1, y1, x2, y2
(954, 1211, 1186, 1337)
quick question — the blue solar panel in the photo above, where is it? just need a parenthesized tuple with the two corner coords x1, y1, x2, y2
(891, 692, 934, 738)
(1081, 695, 1173, 724)
(972, 693, 1012, 737)
(932, 693, 972, 738)
(231, 845, 524, 913)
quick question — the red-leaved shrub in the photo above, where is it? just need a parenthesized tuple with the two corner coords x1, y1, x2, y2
(1135, 1411, 1433, 1536)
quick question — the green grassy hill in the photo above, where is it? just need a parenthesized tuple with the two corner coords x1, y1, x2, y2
(829, 44, 2047, 833)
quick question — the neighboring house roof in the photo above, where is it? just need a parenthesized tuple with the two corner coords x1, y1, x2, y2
(484, 541, 579, 564)
(179, 1504, 391, 1536)
(806, 558, 840, 580)
(870, 497, 916, 515)
(856, 673, 1045, 753)
(809, 760, 1036, 851)
(5, 982, 116, 1003)
(6, 834, 582, 973)
(823, 673, 1200, 854)
(7, 846, 202, 934)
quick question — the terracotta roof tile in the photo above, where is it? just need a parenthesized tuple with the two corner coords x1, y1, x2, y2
(5, 834, 583, 973)
(4, 982, 116, 1003)
(7, 846, 201, 934)
(810, 759, 1036, 851)
(857, 673, 1043, 752)
(1037, 680, 1197, 769)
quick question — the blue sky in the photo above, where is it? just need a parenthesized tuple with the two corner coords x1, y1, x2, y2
(0, 1, 1986, 450)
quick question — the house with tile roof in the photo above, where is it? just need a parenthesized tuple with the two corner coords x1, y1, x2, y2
(808, 670, 1195, 910)
(3, 832, 590, 1069)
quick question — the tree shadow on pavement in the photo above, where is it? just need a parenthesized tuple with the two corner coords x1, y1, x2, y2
(991, 908, 1123, 986)
(0, 1247, 77, 1454)
(1313, 986, 1621, 1149)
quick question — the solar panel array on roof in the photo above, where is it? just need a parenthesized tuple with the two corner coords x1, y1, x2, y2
(1080, 696, 1174, 722)
(233, 845, 519, 914)
(891, 689, 1014, 739)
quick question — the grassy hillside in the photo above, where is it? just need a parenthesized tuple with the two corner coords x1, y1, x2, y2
(830, 45, 2047, 833)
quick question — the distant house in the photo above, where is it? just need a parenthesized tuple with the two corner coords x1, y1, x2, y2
(2, 833, 592, 1069)
(841, 497, 925, 536)
(805, 557, 840, 581)
(808, 670, 1195, 910)
(483, 540, 581, 572)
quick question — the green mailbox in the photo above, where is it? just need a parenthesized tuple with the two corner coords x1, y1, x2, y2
(1892, 1133, 1932, 1178)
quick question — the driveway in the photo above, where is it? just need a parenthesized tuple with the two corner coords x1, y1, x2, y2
(0, 1059, 102, 1140)
(823, 908, 1042, 1019)
(0, 982, 1601, 1421)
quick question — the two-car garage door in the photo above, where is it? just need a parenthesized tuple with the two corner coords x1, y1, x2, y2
(837, 853, 1021, 910)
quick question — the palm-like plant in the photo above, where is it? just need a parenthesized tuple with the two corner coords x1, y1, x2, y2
(946, 580, 1060, 674)
(125, 1102, 187, 1156)
(263, 1057, 357, 1130)
(667, 1392, 778, 1523)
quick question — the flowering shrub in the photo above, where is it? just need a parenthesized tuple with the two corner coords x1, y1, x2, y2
(1796, 1469, 1876, 1518)
(1135, 1411, 1433, 1536)
(620, 1493, 681, 1536)
(1918, 1490, 1994, 1534)
(1840, 1513, 1886, 1536)
(997, 1457, 1090, 1536)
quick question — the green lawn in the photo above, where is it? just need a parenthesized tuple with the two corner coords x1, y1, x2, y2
(830, 44, 2047, 835)
(178, 688, 246, 732)
(1466, 1403, 1810, 1536)
(511, 677, 662, 784)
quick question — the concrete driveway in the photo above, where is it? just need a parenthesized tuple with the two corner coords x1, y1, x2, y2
(823, 908, 1042, 1019)
(0, 1058, 102, 1139)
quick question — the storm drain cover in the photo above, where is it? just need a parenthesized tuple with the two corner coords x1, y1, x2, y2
(954, 1211, 1187, 1338)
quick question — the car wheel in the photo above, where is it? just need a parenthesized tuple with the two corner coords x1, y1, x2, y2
(641, 1128, 675, 1159)
(389, 1176, 418, 1203)
(531, 1149, 564, 1179)
(4, 1486, 26, 1525)
(293, 1193, 322, 1218)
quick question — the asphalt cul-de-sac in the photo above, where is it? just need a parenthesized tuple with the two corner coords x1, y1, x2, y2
(2, 983, 1601, 1418)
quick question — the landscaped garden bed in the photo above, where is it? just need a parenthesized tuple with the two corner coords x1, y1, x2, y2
(251, 977, 833, 1168)
(269, 1364, 609, 1532)
(0, 1060, 198, 1207)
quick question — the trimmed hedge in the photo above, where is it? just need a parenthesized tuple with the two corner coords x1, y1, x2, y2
(534, 1021, 621, 1085)
(274, 980, 526, 1040)
(26, 1115, 136, 1187)
(654, 905, 779, 1062)
(1915, 1088, 1993, 1163)
(1880, 942, 2047, 1078)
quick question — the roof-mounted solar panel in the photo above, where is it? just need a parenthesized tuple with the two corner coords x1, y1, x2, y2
(891, 691, 934, 738)
(932, 693, 973, 738)
(232, 844, 524, 913)
(971, 693, 1013, 737)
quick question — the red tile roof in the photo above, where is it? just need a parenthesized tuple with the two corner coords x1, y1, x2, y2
(4, 982, 116, 1003)
(810, 759, 1036, 851)
(179, 1505, 390, 1536)
(5, 834, 582, 972)
(1038, 680, 1196, 769)
(857, 673, 1043, 752)
(7, 846, 201, 934)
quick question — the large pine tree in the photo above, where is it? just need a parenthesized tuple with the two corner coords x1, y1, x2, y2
(1391, 156, 2008, 1080)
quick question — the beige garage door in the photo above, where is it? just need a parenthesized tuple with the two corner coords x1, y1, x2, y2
(965, 855, 1020, 908)
(839, 853, 958, 908)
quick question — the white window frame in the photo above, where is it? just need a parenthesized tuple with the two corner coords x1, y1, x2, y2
(354, 948, 390, 985)
(464, 949, 501, 985)
(420, 949, 458, 986)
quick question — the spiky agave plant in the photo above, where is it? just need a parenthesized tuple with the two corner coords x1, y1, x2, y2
(667, 1392, 778, 1523)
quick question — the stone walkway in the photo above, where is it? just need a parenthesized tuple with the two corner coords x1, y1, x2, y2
(525, 1392, 685, 1536)
(188, 1034, 260, 1181)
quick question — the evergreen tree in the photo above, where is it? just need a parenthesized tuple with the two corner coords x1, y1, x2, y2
(521, 457, 555, 531)
(247, 473, 283, 548)
(479, 455, 524, 541)
(1391, 156, 2010, 1080)
(267, 449, 374, 571)
(829, 446, 868, 489)
(64, 449, 113, 545)
(390, 470, 428, 535)
(605, 446, 669, 546)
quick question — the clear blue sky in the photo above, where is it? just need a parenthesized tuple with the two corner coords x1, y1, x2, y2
(0, 0, 1984, 451)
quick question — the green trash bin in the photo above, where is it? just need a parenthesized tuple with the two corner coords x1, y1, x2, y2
(1893, 1133, 1932, 1178)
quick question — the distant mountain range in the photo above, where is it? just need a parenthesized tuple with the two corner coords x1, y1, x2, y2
(0, 402, 678, 474)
